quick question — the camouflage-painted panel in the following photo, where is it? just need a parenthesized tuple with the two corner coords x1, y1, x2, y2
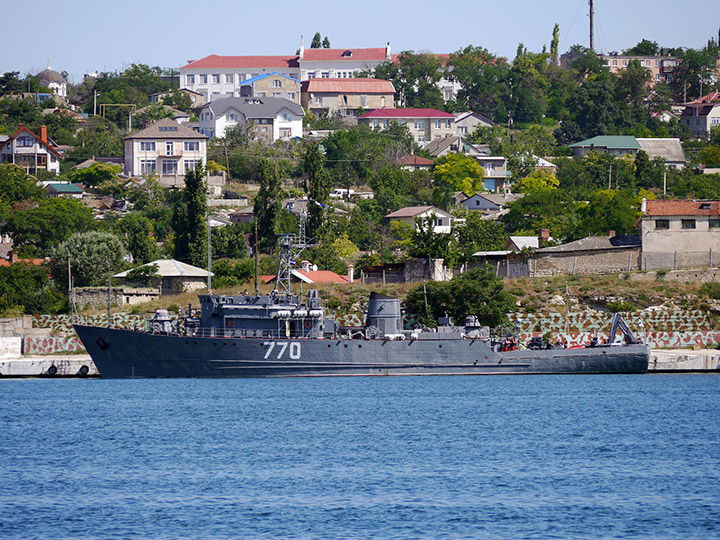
(516, 310, 710, 333)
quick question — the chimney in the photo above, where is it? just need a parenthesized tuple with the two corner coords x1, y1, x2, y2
(301, 260, 311, 272)
(386, 42, 391, 60)
(347, 264, 354, 283)
(299, 35, 305, 60)
(608, 230, 616, 238)
(9, 250, 18, 263)
(539, 229, 550, 243)
(40, 125, 47, 144)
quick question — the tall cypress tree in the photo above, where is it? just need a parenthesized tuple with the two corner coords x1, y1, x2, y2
(172, 165, 207, 267)
(253, 159, 282, 252)
(302, 143, 332, 236)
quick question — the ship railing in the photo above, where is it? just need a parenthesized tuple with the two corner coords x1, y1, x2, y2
(183, 327, 317, 339)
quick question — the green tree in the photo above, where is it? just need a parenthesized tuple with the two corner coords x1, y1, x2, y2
(0, 164, 44, 220)
(455, 211, 508, 260)
(408, 214, 457, 264)
(2, 198, 94, 253)
(172, 165, 207, 267)
(0, 262, 66, 315)
(517, 169, 559, 193)
(322, 36, 331, 48)
(302, 142, 332, 234)
(374, 51, 445, 108)
(404, 267, 514, 328)
(623, 39, 661, 56)
(311, 33, 322, 48)
(449, 46, 511, 121)
(577, 189, 640, 237)
(54, 231, 128, 287)
(118, 213, 159, 264)
(502, 188, 581, 241)
(673, 46, 718, 101)
(69, 162, 121, 188)
(253, 159, 283, 252)
(550, 24, 560, 65)
(432, 153, 485, 199)
(211, 223, 250, 260)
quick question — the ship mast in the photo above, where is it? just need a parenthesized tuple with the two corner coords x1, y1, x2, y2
(273, 210, 317, 295)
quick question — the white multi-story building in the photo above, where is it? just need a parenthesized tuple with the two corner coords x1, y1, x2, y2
(0, 124, 62, 175)
(197, 97, 304, 142)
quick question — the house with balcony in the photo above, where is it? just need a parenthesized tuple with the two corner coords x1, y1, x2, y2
(679, 92, 720, 140)
(454, 111, 495, 135)
(357, 108, 455, 143)
(197, 97, 304, 143)
(301, 78, 395, 117)
(0, 124, 62, 175)
(123, 118, 208, 186)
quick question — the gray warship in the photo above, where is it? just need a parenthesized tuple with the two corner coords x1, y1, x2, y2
(73, 234, 649, 378)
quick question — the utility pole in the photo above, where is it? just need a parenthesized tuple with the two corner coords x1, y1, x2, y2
(589, 0, 595, 51)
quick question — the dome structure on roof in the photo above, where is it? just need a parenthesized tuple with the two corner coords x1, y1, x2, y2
(36, 60, 67, 98)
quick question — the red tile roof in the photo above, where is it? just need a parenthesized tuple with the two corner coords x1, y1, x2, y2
(0, 258, 46, 267)
(301, 78, 395, 94)
(689, 91, 720, 104)
(181, 54, 299, 70)
(645, 199, 720, 216)
(302, 48, 389, 62)
(295, 270, 349, 284)
(397, 155, 434, 166)
(358, 108, 455, 119)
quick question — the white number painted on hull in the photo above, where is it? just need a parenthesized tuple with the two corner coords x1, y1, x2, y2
(263, 341, 301, 360)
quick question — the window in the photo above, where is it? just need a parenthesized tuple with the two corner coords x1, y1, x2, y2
(308, 72, 316, 79)
(655, 219, 669, 230)
(227, 113, 237, 122)
(187, 75, 195, 84)
(710, 219, 720, 228)
(272, 80, 282, 88)
(279, 128, 291, 138)
(613, 59, 617, 66)
(140, 159, 156, 175)
(225, 74, 233, 84)
(383, 120, 389, 128)
(622, 59, 628, 67)
(414, 120, 425, 130)
(16, 136, 34, 147)
(162, 160, 177, 175)
(281, 113, 290, 121)
(184, 141, 200, 151)
(434, 120, 442, 129)
(159, 126, 178, 132)
(273, 92, 281, 98)
(459, 126, 468, 134)
(446, 120, 452, 128)
(361, 95, 367, 107)
(289, 93, 296, 100)
(200, 75, 207, 84)
(373, 119, 380, 128)
(165, 141, 174, 155)
(140, 141, 156, 151)
(321, 72, 330, 78)
(184, 159, 201, 172)
(682, 219, 696, 229)
(314, 96, 322, 105)
(656, 60, 660, 67)
(212, 74, 220, 84)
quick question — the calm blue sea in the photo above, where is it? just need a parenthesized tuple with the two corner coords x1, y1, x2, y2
(1, 374, 719, 540)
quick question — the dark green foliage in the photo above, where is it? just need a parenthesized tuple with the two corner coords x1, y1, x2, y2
(125, 263, 160, 286)
(373, 51, 445, 108)
(211, 223, 250, 260)
(172, 165, 207, 267)
(68, 162, 121, 188)
(118, 213, 159, 264)
(0, 262, 66, 315)
(2, 198, 94, 253)
(502, 189, 581, 241)
(577, 189, 640, 237)
(0, 164, 44, 219)
(606, 300, 636, 313)
(302, 142, 332, 233)
(404, 267, 514, 328)
(623, 39, 660, 56)
(211, 258, 255, 288)
(253, 159, 283, 252)
(408, 215, 456, 263)
(699, 282, 720, 300)
(455, 212, 508, 261)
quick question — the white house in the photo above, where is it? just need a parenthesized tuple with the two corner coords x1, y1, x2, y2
(197, 97, 304, 142)
(123, 119, 208, 185)
(384, 206, 455, 234)
(0, 124, 62, 174)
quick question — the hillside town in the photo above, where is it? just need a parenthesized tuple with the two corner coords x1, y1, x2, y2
(3, 26, 720, 362)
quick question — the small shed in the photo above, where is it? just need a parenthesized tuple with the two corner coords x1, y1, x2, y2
(113, 259, 212, 293)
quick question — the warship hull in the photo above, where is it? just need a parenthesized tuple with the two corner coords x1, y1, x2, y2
(74, 324, 650, 378)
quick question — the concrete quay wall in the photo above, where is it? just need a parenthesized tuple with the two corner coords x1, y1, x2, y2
(649, 349, 720, 372)
(0, 355, 97, 377)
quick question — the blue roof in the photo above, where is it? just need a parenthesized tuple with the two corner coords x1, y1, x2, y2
(238, 72, 300, 86)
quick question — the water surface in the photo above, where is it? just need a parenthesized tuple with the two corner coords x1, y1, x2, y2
(1, 374, 719, 539)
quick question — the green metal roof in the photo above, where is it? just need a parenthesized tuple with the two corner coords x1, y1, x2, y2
(46, 183, 84, 193)
(569, 135, 641, 149)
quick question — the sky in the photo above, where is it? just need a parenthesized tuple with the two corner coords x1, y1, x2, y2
(3, 0, 720, 83)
